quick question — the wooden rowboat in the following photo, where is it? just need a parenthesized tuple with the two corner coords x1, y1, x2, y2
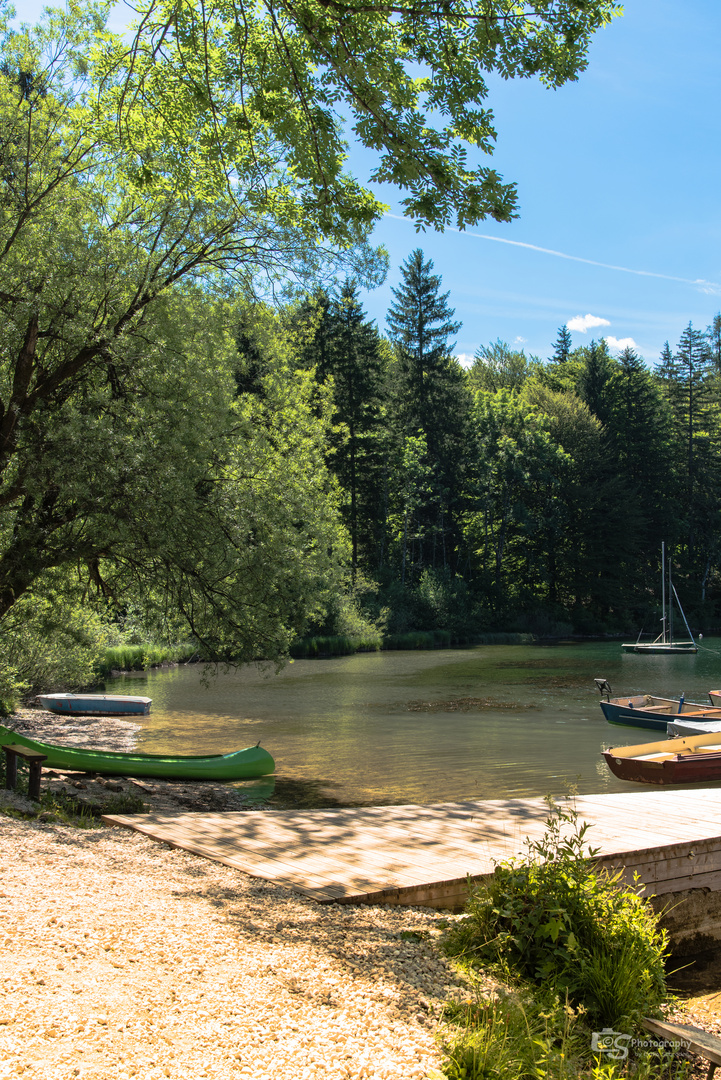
(598, 693, 721, 732)
(37, 693, 152, 716)
(603, 731, 721, 785)
(0, 725, 274, 780)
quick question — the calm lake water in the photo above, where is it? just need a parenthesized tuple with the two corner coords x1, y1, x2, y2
(108, 640, 721, 805)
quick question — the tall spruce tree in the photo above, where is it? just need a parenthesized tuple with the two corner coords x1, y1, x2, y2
(708, 313, 721, 373)
(577, 338, 614, 425)
(658, 323, 718, 566)
(387, 250, 462, 437)
(550, 325, 573, 363)
(604, 347, 674, 591)
(657, 340, 675, 379)
(385, 250, 472, 577)
(302, 281, 386, 578)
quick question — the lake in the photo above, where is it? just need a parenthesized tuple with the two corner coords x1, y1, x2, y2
(108, 639, 721, 805)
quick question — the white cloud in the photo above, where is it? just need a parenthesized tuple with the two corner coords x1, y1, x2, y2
(694, 280, 721, 297)
(454, 353, 475, 368)
(514, 336, 526, 345)
(567, 313, 611, 333)
(605, 336, 638, 352)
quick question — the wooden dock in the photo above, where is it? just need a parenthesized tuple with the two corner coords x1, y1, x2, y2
(104, 789, 721, 913)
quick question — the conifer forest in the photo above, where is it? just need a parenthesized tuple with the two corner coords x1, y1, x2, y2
(294, 254, 721, 643)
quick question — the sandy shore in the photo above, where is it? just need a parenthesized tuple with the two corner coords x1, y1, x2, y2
(0, 816, 476, 1080)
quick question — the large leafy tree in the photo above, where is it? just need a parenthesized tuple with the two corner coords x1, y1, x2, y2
(97, 0, 621, 236)
(468, 339, 533, 394)
(0, 8, 350, 657)
(465, 389, 566, 612)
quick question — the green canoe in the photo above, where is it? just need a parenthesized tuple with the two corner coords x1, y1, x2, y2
(0, 725, 274, 780)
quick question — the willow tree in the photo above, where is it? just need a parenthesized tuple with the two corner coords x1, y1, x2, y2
(0, 6, 349, 658)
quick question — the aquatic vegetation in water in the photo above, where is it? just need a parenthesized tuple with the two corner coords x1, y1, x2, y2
(403, 697, 538, 712)
(522, 674, 592, 689)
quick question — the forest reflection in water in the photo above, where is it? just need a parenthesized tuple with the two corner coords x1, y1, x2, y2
(107, 639, 721, 806)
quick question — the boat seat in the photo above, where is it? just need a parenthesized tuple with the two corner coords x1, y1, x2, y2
(643, 1018, 721, 1079)
(2, 744, 47, 801)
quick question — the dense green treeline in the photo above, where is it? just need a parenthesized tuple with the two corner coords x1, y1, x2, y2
(289, 251, 721, 640)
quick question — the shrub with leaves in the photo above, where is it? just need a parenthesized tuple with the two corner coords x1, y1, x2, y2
(444, 799, 668, 1029)
(0, 573, 114, 711)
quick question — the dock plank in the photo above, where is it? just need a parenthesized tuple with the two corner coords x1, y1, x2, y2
(104, 789, 721, 908)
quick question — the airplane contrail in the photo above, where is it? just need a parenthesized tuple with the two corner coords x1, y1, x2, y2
(385, 213, 721, 295)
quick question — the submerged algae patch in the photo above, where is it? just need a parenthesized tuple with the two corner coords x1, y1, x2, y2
(403, 697, 538, 713)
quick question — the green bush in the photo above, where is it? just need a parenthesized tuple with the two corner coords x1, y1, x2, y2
(0, 580, 113, 709)
(444, 799, 668, 1030)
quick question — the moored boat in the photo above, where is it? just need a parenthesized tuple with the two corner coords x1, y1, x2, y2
(667, 718, 721, 737)
(0, 725, 274, 780)
(622, 542, 697, 653)
(603, 732, 721, 786)
(596, 691, 721, 732)
(37, 693, 152, 716)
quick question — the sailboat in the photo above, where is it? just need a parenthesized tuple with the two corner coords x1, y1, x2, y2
(622, 542, 697, 653)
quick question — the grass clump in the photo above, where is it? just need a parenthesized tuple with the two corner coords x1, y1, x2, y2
(383, 630, 445, 650)
(444, 799, 668, 1031)
(439, 990, 587, 1080)
(437, 984, 690, 1080)
(289, 632, 382, 658)
(99, 641, 197, 675)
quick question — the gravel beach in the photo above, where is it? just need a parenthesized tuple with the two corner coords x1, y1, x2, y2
(0, 816, 470, 1080)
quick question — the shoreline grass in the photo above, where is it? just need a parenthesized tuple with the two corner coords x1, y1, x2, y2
(290, 629, 535, 657)
(98, 642, 198, 676)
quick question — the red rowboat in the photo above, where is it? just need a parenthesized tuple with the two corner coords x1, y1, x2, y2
(603, 731, 721, 785)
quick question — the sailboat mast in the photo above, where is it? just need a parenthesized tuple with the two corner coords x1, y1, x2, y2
(661, 541, 667, 644)
(669, 551, 674, 644)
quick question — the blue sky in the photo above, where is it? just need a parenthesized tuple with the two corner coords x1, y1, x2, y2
(351, 0, 721, 365)
(16, 0, 721, 365)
